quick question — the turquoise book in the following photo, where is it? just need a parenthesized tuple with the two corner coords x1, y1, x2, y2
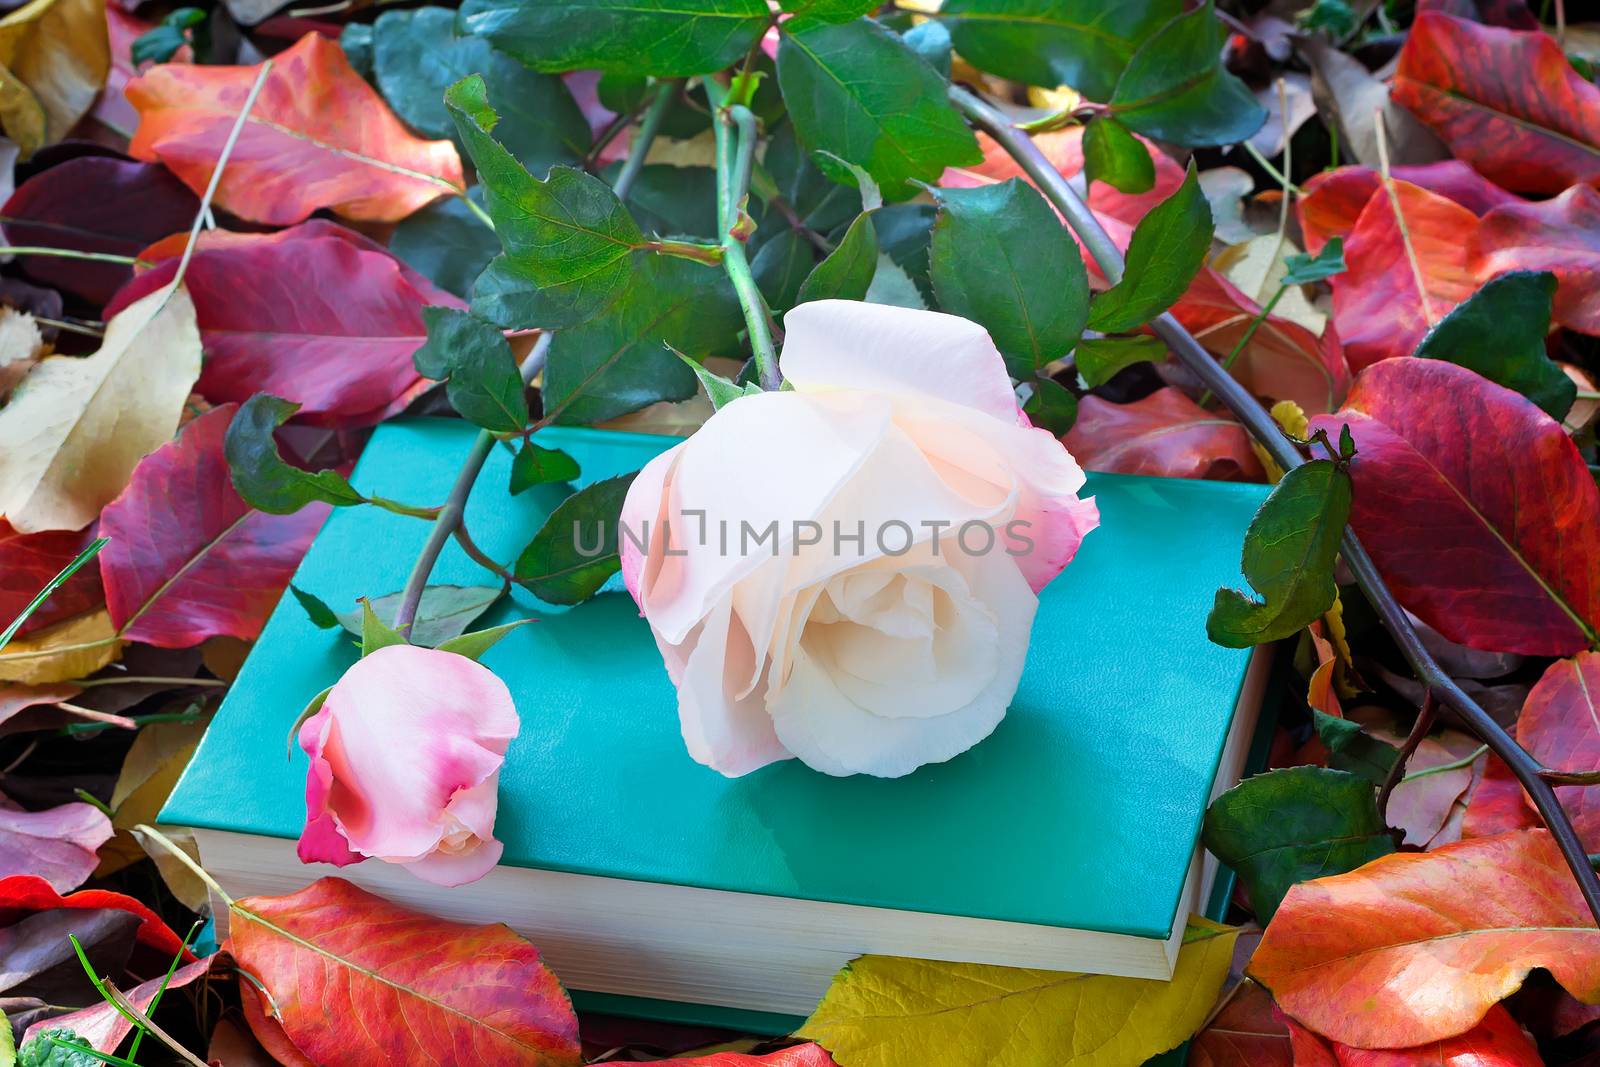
(163, 418, 1270, 1024)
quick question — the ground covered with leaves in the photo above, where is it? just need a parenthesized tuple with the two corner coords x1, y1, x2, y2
(5, 0, 1600, 1064)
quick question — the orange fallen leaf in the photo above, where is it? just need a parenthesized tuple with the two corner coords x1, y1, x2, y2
(127, 32, 463, 225)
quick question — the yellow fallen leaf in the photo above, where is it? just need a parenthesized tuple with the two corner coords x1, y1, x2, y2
(0, 282, 201, 532)
(0, 609, 120, 683)
(798, 919, 1239, 1067)
(0, 306, 44, 397)
(1213, 233, 1327, 336)
(135, 825, 211, 912)
(97, 712, 209, 877)
(0, 0, 108, 154)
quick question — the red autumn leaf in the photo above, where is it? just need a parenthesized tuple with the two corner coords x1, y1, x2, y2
(1391, 13, 1600, 195)
(1065, 388, 1264, 481)
(0, 521, 105, 636)
(0, 682, 80, 734)
(648, 1046, 839, 1066)
(1461, 753, 1538, 839)
(97, 404, 328, 648)
(1248, 829, 1600, 1048)
(1189, 982, 1293, 1067)
(0, 156, 198, 306)
(105, 221, 457, 427)
(1286, 1018, 1340, 1067)
(23, 954, 215, 1053)
(238, 983, 317, 1067)
(941, 127, 1186, 253)
(0, 791, 111, 893)
(227, 877, 583, 1067)
(126, 32, 464, 225)
(0, 874, 193, 965)
(1170, 267, 1350, 414)
(1308, 358, 1600, 655)
(1515, 653, 1600, 850)
(1330, 179, 1479, 371)
(1298, 161, 1519, 256)
(1471, 183, 1600, 335)
(1327, 1006, 1542, 1065)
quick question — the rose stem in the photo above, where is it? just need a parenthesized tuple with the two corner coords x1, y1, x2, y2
(390, 91, 671, 636)
(705, 75, 782, 391)
(948, 82, 1600, 925)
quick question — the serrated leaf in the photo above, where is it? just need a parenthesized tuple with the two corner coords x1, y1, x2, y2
(510, 442, 581, 494)
(1202, 766, 1393, 923)
(1413, 270, 1575, 420)
(929, 178, 1089, 377)
(447, 75, 645, 329)
(389, 190, 501, 300)
(1075, 335, 1165, 388)
(1208, 459, 1351, 648)
(413, 307, 528, 433)
(1083, 116, 1154, 194)
(938, 0, 1181, 101)
(1088, 164, 1212, 334)
(1312, 710, 1399, 785)
(1108, 1, 1267, 147)
(795, 211, 878, 305)
(781, 0, 876, 26)
(776, 18, 980, 198)
(798, 919, 1240, 1067)
(1021, 378, 1077, 435)
(516, 474, 637, 604)
(374, 7, 589, 175)
(224, 394, 368, 515)
(864, 253, 927, 310)
(542, 255, 741, 425)
(457, 0, 768, 76)
(340, 585, 504, 649)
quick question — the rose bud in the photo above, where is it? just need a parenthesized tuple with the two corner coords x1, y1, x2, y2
(296, 644, 519, 886)
(620, 300, 1099, 778)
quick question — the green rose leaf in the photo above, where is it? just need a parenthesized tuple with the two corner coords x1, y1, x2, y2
(1313, 710, 1400, 786)
(1082, 116, 1155, 194)
(938, 0, 1181, 101)
(374, 7, 589, 175)
(1075, 335, 1165, 388)
(435, 618, 534, 660)
(682, 353, 764, 409)
(413, 307, 528, 433)
(1414, 270, 1575, 420)
(752, 230, 816, 313)
(447, 75, 646, 329)
(290, 584, 342, 630)
(1022, 378, 1078, 436)
(1108, 1, 1267, 147)
(760, 122, 858, 236)
(781, 0, 877, 26)
(456, 0, 768, 76)
(543, 254, 743, 425)
(344, 585, 505, 649)
(389, 190, 501, 300)
(1087, 163, 1212, 334)
(1281, 236, 1347, 285)
(224, 394, 367, 515)
(794, 211, 878, 305)
(511, 442, 582, 493)
(516, 473, 639, 604)
(1208, 458, 1352, 648)
(929, 177, 1089, 378)
(131, 7, 204, 66)
(1202, 766, 1395, 922)
(776, 18, 981, 198)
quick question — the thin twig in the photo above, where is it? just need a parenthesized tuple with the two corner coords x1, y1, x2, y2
(1378, 690, 1436, 818)
(55, 702, 138, 729)
(705, 77, 781, 391)
(453, 523, 516, 583)
(948, 83, 1600, 925)
(34, 315, 104, 338)
(613, 80, 676, 204)
(392, 335, 551, 635)
(173, 61, 273, 289)
(0, 246, 143, 265)
(104, 986, 210, 1067)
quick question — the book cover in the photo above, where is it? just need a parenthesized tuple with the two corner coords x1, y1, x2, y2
(165, 417, 1266, 950)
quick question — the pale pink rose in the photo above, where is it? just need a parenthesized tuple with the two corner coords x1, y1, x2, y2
(620, 300, 1099, 779)
(297, 644, 519, 887)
